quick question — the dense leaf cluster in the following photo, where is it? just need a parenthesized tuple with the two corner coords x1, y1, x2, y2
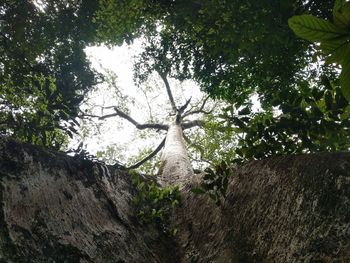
(96, 0, 334, 104)
(1, 0, 99, 148)
(289, 0, 350, 100)
(191, 160, 231, 206)
(131, 172, 180, 234)
(225, 76, 350, 161)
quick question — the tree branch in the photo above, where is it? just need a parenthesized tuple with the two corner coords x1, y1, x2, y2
(182, 120, 204, 130)
(82, 108, 168, 131)
(183, 95, 211, 118)
(126, 137, 166, 170)
(112, 108, 169, 130)
(176, 97, 192, 124)
(159, 72, 177, 114)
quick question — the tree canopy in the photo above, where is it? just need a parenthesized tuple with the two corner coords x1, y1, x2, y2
(1, 0, 99, 148)
(94, 0, 350, 162)
(1, 0, 350, 166)
(95, 0, 333, 103)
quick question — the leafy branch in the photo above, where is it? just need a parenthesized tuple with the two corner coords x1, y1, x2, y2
(191, 160, 232, 206)
(131, 172, 180, 235)
(289, 0, 350, 101)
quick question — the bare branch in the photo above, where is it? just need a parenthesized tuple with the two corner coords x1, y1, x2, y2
(139, 87, 154, 120)
(99, 112, 120, 120)
(80, 108, 168, 131)
(127, 137, 166, 170)
(78, 112, 102, 119)
(183, 95, 212, 118)
(176, 97, 192, 124)
(135, 123, 169, 130)
(178, 97, 192, 115)
(158, 72, 177, 114)
(104, 108, 169, 130)
(182, 120, 204, 130)
(95, 105, 117, 110)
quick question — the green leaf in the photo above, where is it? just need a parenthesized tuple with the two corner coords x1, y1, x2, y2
(324, 41, 350, 64)
(325, 91, 333, 111)
(333, 0, 350, 29)
(340, 62, 350, 101)
(288, 15, 348, 43)
(320, 35, 349, 54)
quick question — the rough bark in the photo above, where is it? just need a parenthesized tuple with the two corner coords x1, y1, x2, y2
(0, 138, 349, 262)
(174, 153, 350, 262)
(158, 124, 193, 187)
(0, 138, 177, 263)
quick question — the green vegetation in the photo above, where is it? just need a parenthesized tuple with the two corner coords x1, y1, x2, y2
(191, 161, 232, 206)
(93, 0, 350, 162)
(1, 0, 100, 148)
(131, 171, 180, 234)
(2, 0, 350, 192)
(289, 0, 350, 101)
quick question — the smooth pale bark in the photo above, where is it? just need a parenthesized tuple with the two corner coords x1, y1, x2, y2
(158, 124, 193, 186)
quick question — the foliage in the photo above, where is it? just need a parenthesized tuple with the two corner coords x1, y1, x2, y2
(131, 171, 180, 234)
(289, 0, 350, 101)
(1, 0, 100, 147)
(95, 0, 334, 106)
(191, 160, 231, 206)
(0, 74, 77, 149)
(94, 0, 350, 163)
(185, 118, 236, 169)
(221, 75, 350, 162)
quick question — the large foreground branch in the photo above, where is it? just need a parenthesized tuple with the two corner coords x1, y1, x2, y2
(99, 108, 168, 131)
(127, 137, 166, 170)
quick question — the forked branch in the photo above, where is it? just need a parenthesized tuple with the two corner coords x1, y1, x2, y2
(176, 97, 192, 124)
(183, 95, 212, 118)
(84, 107, 169, 131)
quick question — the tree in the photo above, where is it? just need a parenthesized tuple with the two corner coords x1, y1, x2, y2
(94, 0, 350, 162)
(80, 69, 221, 186)
(1, 1, 350, 261)
(289, 0, 350, 100)
(95, 0, 334, 104)
(0, 0, 100, 148)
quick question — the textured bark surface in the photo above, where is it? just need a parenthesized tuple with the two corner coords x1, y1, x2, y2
(158, 124, 193, 187)
(0, 138, 177, 263)
(0, 137, 349, 262)
(173, 153, 350, 262)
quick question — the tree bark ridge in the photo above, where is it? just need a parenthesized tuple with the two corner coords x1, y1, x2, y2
(0, 138, 349, 262)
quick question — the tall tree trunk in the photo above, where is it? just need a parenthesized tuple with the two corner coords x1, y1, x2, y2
(158, 124, 193, 186)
